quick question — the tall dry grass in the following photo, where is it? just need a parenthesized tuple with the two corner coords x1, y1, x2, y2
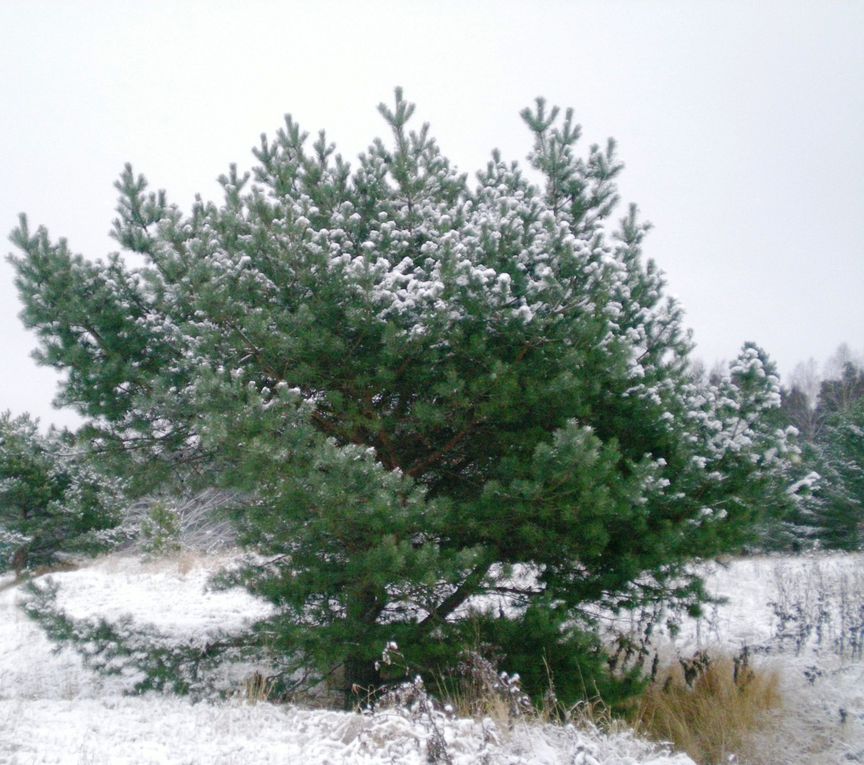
(635, 650, 782, 765)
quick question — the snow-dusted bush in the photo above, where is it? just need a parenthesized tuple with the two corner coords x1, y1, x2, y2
(119, 489, 239, 555)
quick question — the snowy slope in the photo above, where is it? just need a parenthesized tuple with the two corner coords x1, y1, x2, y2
(0, 553, 693, 765)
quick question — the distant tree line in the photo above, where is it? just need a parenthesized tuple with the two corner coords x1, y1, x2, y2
(778, 346, 864, 550)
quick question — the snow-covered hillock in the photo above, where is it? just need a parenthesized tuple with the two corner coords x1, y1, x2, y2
(0, 552, 693, 765)
(0, 552, 273, 700)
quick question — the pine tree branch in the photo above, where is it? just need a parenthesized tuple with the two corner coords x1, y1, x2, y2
(406, 421, 476, 478)
(491, 585, 545, 597)
(419, 561, 492, 628)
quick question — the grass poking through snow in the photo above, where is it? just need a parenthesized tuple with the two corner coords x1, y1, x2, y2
(635, 650, 782, 765)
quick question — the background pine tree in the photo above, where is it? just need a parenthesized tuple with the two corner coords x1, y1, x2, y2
(781, 360, 864, 550)
(0, 412, 121, 575)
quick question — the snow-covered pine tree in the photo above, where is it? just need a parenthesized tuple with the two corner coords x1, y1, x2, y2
(8, 91, 797, 703)
(777, 360, 864, 550)
(814, 398, 864, 550)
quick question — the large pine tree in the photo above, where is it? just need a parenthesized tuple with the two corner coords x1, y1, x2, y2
(8, 92, 796, 701)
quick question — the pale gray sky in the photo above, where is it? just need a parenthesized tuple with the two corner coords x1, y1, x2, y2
(2, 0, 862, 429)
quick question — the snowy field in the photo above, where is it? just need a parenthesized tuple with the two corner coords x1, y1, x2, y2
(1, 551, 862, 764)
(674, 553, 864, 764)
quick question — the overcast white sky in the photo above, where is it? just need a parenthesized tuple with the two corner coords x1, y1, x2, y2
(1, 0, 862, 429)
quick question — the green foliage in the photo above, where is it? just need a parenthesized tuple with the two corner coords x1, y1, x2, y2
(465, 605, 647, 711)
(139, 501, 182, 555)
(8, 91, 796, 703)
(809, 398, 864, 550)
(0, 411, 121, 573)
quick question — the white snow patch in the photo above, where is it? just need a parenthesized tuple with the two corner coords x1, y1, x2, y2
(47, 552, 273, 641)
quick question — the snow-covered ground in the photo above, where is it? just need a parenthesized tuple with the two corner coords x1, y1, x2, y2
(672, 553, 864, 764)
(0, 552, 692, 765)
(0, 695, 693, 765)
(1, 551, 862, 764)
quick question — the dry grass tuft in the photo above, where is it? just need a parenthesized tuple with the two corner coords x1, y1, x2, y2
(635, 649, 782, 765)
(432, 652, 533, 726)
(242, 671, 275, 704)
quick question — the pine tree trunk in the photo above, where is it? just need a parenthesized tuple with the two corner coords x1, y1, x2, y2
(343, 655, 381, 709)
(342, 584, 385, 708)
(12, 544, 29, 581)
